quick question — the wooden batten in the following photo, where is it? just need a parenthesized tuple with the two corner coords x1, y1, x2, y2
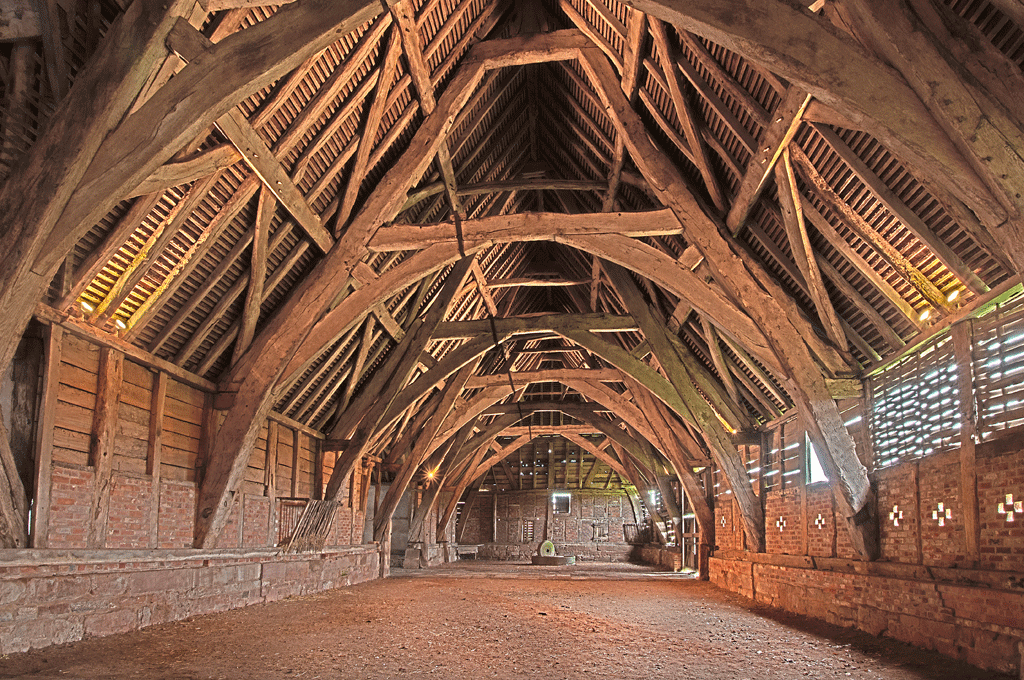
(265, 419, 280, 546)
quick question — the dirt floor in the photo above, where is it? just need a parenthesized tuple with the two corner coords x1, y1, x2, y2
(0, 561, 1011, 679)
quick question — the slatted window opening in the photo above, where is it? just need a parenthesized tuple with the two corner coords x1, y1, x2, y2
(712, 466, 729, 499)
(869, 334, 960, 469)
(761, 426, 787, 493)
(780, 424, 805, 488)
(973, 295, 1024, 439)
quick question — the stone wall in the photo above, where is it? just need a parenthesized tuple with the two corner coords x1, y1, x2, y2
(460, 489, 635, 560)
(710, 554, 1024, 675)
(476, 541, 633, 562)
(634, 544, 684, 571)
(0, 545, 379, 655)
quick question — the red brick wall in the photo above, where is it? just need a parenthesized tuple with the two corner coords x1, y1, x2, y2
(806, 486, 835, 557)
(473, 489, 632, 556)
(919, 453, 965, 567)
(0, 546, 379, 655)
(744, 442, 1024, 572)
(241, 496, 270, 548)
(876, 463, 920, 564)
(978, 440, 1024, 570)
(105, 474, 153, 548)
(216, 498, 242, 549)
(710, 440, 1024, 675)
(157, 480, 195, 549)
(47, 466, 93, 548)
(715, 499, 743, 551)
(764, 488, 802, 555)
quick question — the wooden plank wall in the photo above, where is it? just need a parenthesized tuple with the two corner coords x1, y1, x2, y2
(37, 327, 365, 550)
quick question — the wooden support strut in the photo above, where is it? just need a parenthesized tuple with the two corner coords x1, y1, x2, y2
(87, 347, 124, 548)
(191, 42, 492, 547)
(604, 263, 764, 551)
(373, 362, 480, 542)
(578, 46, 877, 560)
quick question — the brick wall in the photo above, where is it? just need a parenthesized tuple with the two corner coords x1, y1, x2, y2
(105, 474, 153, 548)
(47, 466, 93, 548)
(715, 498, 743, 551)
(876, 463, 921, 564)
(157, 480, 195, 549)
(477, 542, 634, 561)
(0, 545, 379, 655)
(747, 443, 1024, 572)
(216, 498, 242, 549)
(919, 453, 965, 567)
(978, 438, 1024, 570)
(765, 488, 802, 555)
(241, 495, 270, 548)
(806, 486, 835, 557)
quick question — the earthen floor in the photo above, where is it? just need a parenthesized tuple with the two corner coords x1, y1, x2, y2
(0, 561, 1009, 679)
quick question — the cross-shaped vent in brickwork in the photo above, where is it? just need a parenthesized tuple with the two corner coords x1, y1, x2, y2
(720, 515, 727, 528)
(776, 516, 786, 532)
(889, 504, 903, 527)
(931, 502, 952, 527)
(814, 513, 826, 530)
(997, 494, 1023, 522)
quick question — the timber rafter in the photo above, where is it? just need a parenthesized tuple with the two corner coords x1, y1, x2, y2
(0, 0, 1021, 551)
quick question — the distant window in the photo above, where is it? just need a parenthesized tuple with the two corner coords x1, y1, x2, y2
(522, 520, 535, 542)
(806, 436, 828, 485)
(552, 492, 571, 514)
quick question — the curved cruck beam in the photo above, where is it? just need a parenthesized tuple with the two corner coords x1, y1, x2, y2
(368, 373, 719, 546)
(430, 403, 711, 547)
(0, 0, 382, 547)
(274, 215, 786, 395)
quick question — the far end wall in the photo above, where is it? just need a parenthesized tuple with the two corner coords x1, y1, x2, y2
(460, 488, 639, 562)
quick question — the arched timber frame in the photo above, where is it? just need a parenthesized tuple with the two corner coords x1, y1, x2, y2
(0, 0, 1022, 560)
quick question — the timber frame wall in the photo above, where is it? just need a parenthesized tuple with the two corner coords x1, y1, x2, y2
(0, 319, 379, 654)
(23, 322, 373, 551)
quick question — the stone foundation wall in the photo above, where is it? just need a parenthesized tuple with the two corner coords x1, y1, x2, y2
(710, 553, 1024, 675)
(0, 545, 379, 655)
(634, 544, 684, 571)
(476, 541, 633, 562)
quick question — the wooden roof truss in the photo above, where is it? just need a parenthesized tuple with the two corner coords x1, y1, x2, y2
(2, 0, 1023, 556)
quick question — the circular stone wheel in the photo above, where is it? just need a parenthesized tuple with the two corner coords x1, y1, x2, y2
(539, 540, 556, 556)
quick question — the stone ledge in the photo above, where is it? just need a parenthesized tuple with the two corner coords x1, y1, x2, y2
(711, 550, 1023, 593)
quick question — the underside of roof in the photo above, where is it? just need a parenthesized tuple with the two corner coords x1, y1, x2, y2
(2, 0, 1024, 553)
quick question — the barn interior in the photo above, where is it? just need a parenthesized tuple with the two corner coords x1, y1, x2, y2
(1, 0, 1024, 675)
